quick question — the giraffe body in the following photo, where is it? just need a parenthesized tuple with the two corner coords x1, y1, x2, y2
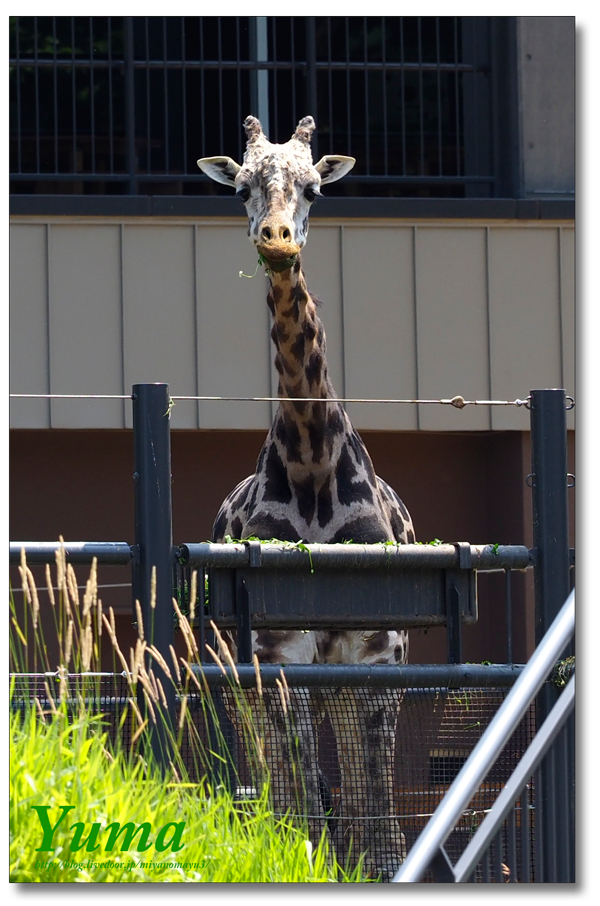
(198, 116, 414, 878)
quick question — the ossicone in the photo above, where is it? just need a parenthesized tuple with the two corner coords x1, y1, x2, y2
(244, 116, 264, 142)
(293, 116, 316, 145)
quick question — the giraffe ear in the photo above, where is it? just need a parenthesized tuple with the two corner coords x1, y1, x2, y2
(197, 156, 241, 187)
(315, 155, 356, 185)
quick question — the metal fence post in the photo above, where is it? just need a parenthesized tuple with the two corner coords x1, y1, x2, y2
(132, 383, 176, 771)
(529, 388, 574, 882)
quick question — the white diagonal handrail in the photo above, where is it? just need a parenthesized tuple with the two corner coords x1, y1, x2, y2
(452, 673, 574, 880)
(393, 589, 575, 883)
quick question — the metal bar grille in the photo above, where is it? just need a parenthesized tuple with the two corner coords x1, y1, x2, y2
(10, 15, 495, 198)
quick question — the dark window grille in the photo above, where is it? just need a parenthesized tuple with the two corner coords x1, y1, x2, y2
(10, 16, 499, 198)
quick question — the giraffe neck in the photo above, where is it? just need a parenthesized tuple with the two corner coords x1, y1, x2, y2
(266, 257, 345, 472)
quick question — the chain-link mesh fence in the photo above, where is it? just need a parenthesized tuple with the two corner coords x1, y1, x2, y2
(11, 673, 535, 882)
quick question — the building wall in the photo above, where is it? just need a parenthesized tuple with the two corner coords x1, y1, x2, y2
(10, 217, 574, 433)
(517, 17, 575, 198)
(10, 426, 575, 668)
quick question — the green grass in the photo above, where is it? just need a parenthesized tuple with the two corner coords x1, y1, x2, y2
(10, 707, 355, 883)
(10, 548, 364, 883)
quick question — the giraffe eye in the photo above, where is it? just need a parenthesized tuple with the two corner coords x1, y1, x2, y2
(304, 186, 320, 203)
(236, 185, 251, 203)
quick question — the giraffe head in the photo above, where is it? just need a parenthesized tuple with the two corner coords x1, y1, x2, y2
(197, 116, 355, 266)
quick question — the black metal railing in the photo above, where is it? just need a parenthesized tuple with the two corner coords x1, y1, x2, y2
(10, 16, 500, 198)
(9, 384, 574, 881)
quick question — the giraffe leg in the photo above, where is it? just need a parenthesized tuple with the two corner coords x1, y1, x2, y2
(218, 630, 327, 849)
(325, 687, 406, 881)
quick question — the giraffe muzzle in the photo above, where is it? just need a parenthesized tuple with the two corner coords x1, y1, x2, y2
(257, 220, 301, 266)
(257, 238, 301, 267)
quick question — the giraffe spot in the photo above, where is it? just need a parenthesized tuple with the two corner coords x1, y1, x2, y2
(349, 430, 377, 482)
(317, 630, 342, 662)
(271, 285, 283, 305)
(281, 300, 300, 321)
(338, 475, 373, 507)
(302, 319, 317, 342)
(231, 516, 243, 539)
(335, 444, 356, 481)
(211, 509, 228, 543)
(246, 514, 301, 542)
(245, 481, 259, 514)
(229, 477, 253, 513)
(327, 408, 346, 435)
(274, 354, 284, 375)
(329, 515, 388, 544)
(396, 496, 412, 523)
(308, 421, 325, 464)
(275, 414, 303, 463)
(305, 352, 323, 387)
(263, 444, 292, 504)
(362, 630, 390, 656)
(290, 332, 305, 364)
(292, 283, 307, 304)
(406, 527, 415, 543)
(256, 446, 268, 471)
(292, 474, 316, 525)
(389, 507, 410, 542)
(317, 477, 334, 527)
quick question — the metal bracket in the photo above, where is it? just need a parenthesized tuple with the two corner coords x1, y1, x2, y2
(235, 576, 253, 663)
(445, 576, 463, 665)
(245, 539, 262, 568)
(454, 542, 472, 569)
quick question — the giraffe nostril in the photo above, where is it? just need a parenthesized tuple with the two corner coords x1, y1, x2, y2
(261, 226, 272, 241)
(281, 226, 291, 242)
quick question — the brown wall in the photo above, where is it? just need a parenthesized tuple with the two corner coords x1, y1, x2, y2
(10, 428, 574, 670)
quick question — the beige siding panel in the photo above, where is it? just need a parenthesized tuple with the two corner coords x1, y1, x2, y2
(342, 226, 417, 430)
(301, 225, 345, 397)
(489, 228, 562, 430)
(560, 227, 575, 430)
(415, 227, 490, 431)
(48, 224, 124, 428)
(9, 224, 50, 428)
(195, 225, 271, 430)
(122, 225, 197, 429)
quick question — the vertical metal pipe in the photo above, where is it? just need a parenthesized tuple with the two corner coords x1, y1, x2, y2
(520, 788, 531, 882)
(306, 17, 317, 158)
(492, 831, 502, 882)
(89, 17, 96, 175)
(132, 383, 176, 771)
(505, 569, 513, 664)
(52, 17, 58, 174)
(529, 387, 573, 881)
(71, 17, 77, 177)
(124, 16, 136, 194)
(506, 807, 517, 881)
(108, 17, 114, 174)
(33, 17, 40, 174)
(162, 17, 169, 174)
(530, 388, 570, 645)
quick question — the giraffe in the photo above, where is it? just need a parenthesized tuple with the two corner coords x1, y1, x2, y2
(197, 115, 415, 880)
